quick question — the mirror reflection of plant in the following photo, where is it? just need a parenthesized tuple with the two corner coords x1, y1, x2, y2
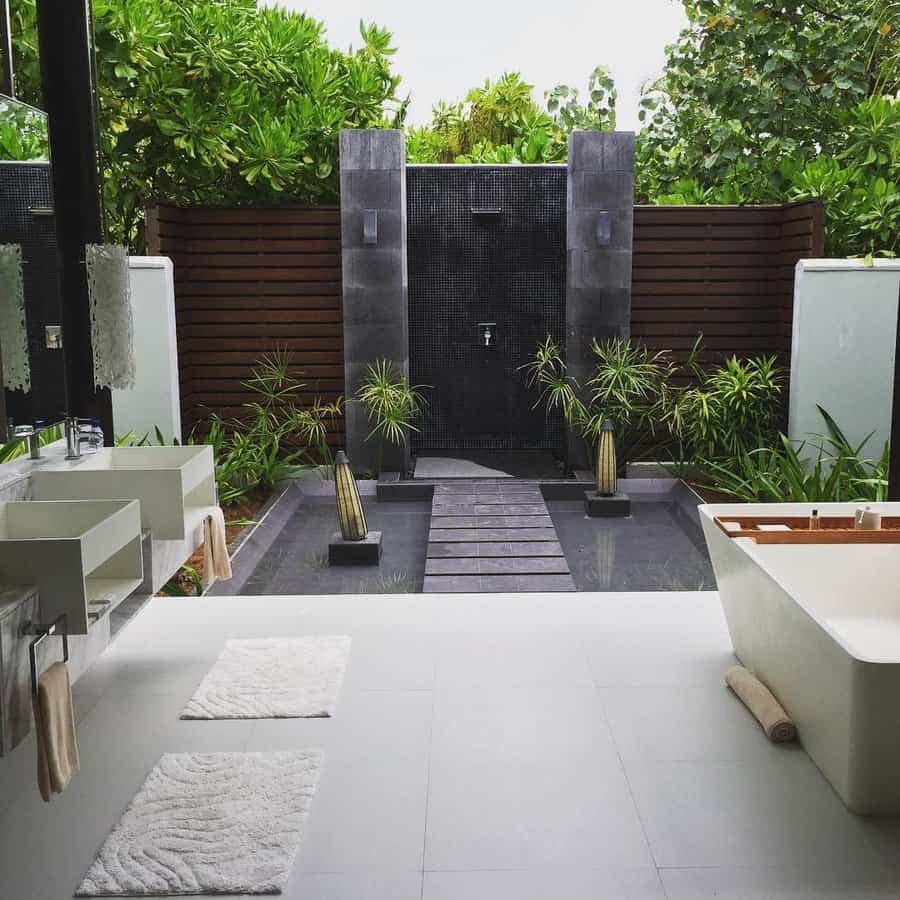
(355, 359, 428, 478)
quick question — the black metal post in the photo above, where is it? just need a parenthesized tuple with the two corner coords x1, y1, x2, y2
(889, 282, 900, 500)
(34, 0, 113, 441)
(0, 0, 13, 97)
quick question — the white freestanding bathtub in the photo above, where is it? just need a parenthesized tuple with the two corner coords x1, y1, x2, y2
(700, 502, 900, 816)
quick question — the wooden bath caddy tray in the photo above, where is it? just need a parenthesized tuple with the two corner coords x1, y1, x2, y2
(714, 515, 900, 544)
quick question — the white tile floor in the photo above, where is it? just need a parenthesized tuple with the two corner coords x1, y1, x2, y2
(2, 591, 900, 899)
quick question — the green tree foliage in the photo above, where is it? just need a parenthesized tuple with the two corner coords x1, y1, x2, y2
(9, 0, 401, 246)
(636, 0, 900, 256)
(406, 68, 616, 164)
(0, 97, 47, 161)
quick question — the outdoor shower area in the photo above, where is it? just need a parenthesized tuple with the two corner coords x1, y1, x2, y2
(145, 129, 824, 595)
(406, 164, 567, 458)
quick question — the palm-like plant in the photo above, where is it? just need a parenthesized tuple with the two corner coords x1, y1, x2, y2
(355, 359, 428, 477)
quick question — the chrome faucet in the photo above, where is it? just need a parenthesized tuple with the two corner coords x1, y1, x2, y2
(65, 416, 100, 460)
(12, 421, 53, 460)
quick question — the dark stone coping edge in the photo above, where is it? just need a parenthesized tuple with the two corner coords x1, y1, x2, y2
(206, 482, 305, 596)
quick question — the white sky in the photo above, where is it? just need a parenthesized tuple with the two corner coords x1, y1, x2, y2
(268, 1, 689, 131)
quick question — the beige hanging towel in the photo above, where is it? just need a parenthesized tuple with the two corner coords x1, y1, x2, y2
(33, 661, 80, 801)
(203, 506, 233, 590)
(725, 665, 797, 743)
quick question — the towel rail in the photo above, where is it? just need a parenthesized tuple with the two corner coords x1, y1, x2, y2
(21, 614, 69, 701)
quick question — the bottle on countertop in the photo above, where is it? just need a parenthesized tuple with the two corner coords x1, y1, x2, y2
(809, 508, 821, 531)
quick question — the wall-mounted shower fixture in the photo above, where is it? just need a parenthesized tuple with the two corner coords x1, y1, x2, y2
(363, 208, 378, 244)
(596, 211, 612, 246)
(478, 322, 497, 349)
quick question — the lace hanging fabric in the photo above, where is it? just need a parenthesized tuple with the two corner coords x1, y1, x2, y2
(85, 243, 136, 390)
(0, 243, 32, 394)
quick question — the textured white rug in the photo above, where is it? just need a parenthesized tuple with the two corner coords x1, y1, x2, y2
(76, 751, 322, 896)
(181, 636, 351, 720)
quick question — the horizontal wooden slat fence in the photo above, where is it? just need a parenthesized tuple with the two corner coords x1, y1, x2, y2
(146, 199, 823, 442)
(145, 203, 345, 443)
(632, 201, 824, 370)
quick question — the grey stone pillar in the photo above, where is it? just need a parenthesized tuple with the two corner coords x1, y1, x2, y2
(339, 129, 409, 476)
(566, 131, 635, 466)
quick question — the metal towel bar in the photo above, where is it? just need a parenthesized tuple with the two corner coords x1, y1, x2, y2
(21, 614, 69, 702)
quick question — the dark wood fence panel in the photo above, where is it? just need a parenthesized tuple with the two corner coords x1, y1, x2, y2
(632, 201, 824, 369)
(145, 203, 344, 443)
(147, 200, 823, 443)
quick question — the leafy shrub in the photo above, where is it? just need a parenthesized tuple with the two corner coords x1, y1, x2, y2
(523, 335, 785, 472)
(10, 0, 402, 245)
(354, 359, 427, 477)
(407, 68, 615, 165)
(635, 1, 900, 257)
(703, 408, 889, 503)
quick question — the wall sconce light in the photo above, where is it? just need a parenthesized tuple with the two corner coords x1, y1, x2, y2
(595, 211, 611, 246)
(596, 420, 617, 496)
(363, 209, 378, 245)
(329, 450, 383, 564)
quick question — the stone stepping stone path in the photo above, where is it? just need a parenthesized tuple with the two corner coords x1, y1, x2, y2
(423, 480, 576, 593)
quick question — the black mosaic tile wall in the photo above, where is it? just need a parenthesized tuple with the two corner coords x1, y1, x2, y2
(407, 166, 566, 451)
(0, 162, 65, 425)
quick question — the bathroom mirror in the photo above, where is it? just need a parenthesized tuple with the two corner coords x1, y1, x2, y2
(0, 93, 67, 438)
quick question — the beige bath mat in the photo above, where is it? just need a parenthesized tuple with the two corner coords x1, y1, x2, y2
(76, 751, 322, 896)
(181, 636, 351, 720)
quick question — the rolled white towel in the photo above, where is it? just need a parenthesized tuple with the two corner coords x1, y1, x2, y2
(202, 506, 233, 590)
(725, 666, 797, 743)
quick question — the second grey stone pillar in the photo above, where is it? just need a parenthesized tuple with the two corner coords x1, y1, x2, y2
(339, 129, 409, 476)
(565, 130, 635, 466)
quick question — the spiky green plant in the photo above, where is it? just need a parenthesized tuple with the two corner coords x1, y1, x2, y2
(355, 359, 428, 477)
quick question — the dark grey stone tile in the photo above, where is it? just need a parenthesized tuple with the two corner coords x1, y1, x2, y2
(425, 558, 479, 576)
(430, 516, 477, 529)
(427, 542, 481, 558)
(477, 557, 571, 575)
(569, 207, 634, 251)
(429, 529, 479, 542)
(473, 504, 548, 516)
(341, 206, 405, 252)
(470, 528, 559, 542)
(475, 516, 554, 528)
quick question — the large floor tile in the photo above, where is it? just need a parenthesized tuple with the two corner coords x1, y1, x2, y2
(74, 691, 255, 775)
(660, 863, 900, 899)
(433, 628, 594, 688)
(599, 683, 802, 763)
(0, 765, 155, 900)
(281, 869, 423, 900)
(430, 684, 620, 766)
(584, 626, 736, 687)
(286, 690, 433, 873)
(339, 628, 436, 692)
(425, 756, 652, 869)
(626, 755, 897, 869)
(424, 867, 666, 900)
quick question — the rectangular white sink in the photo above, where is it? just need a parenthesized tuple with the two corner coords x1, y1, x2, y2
(32, 445, 216, 540)
(0, 500, 143, 634)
